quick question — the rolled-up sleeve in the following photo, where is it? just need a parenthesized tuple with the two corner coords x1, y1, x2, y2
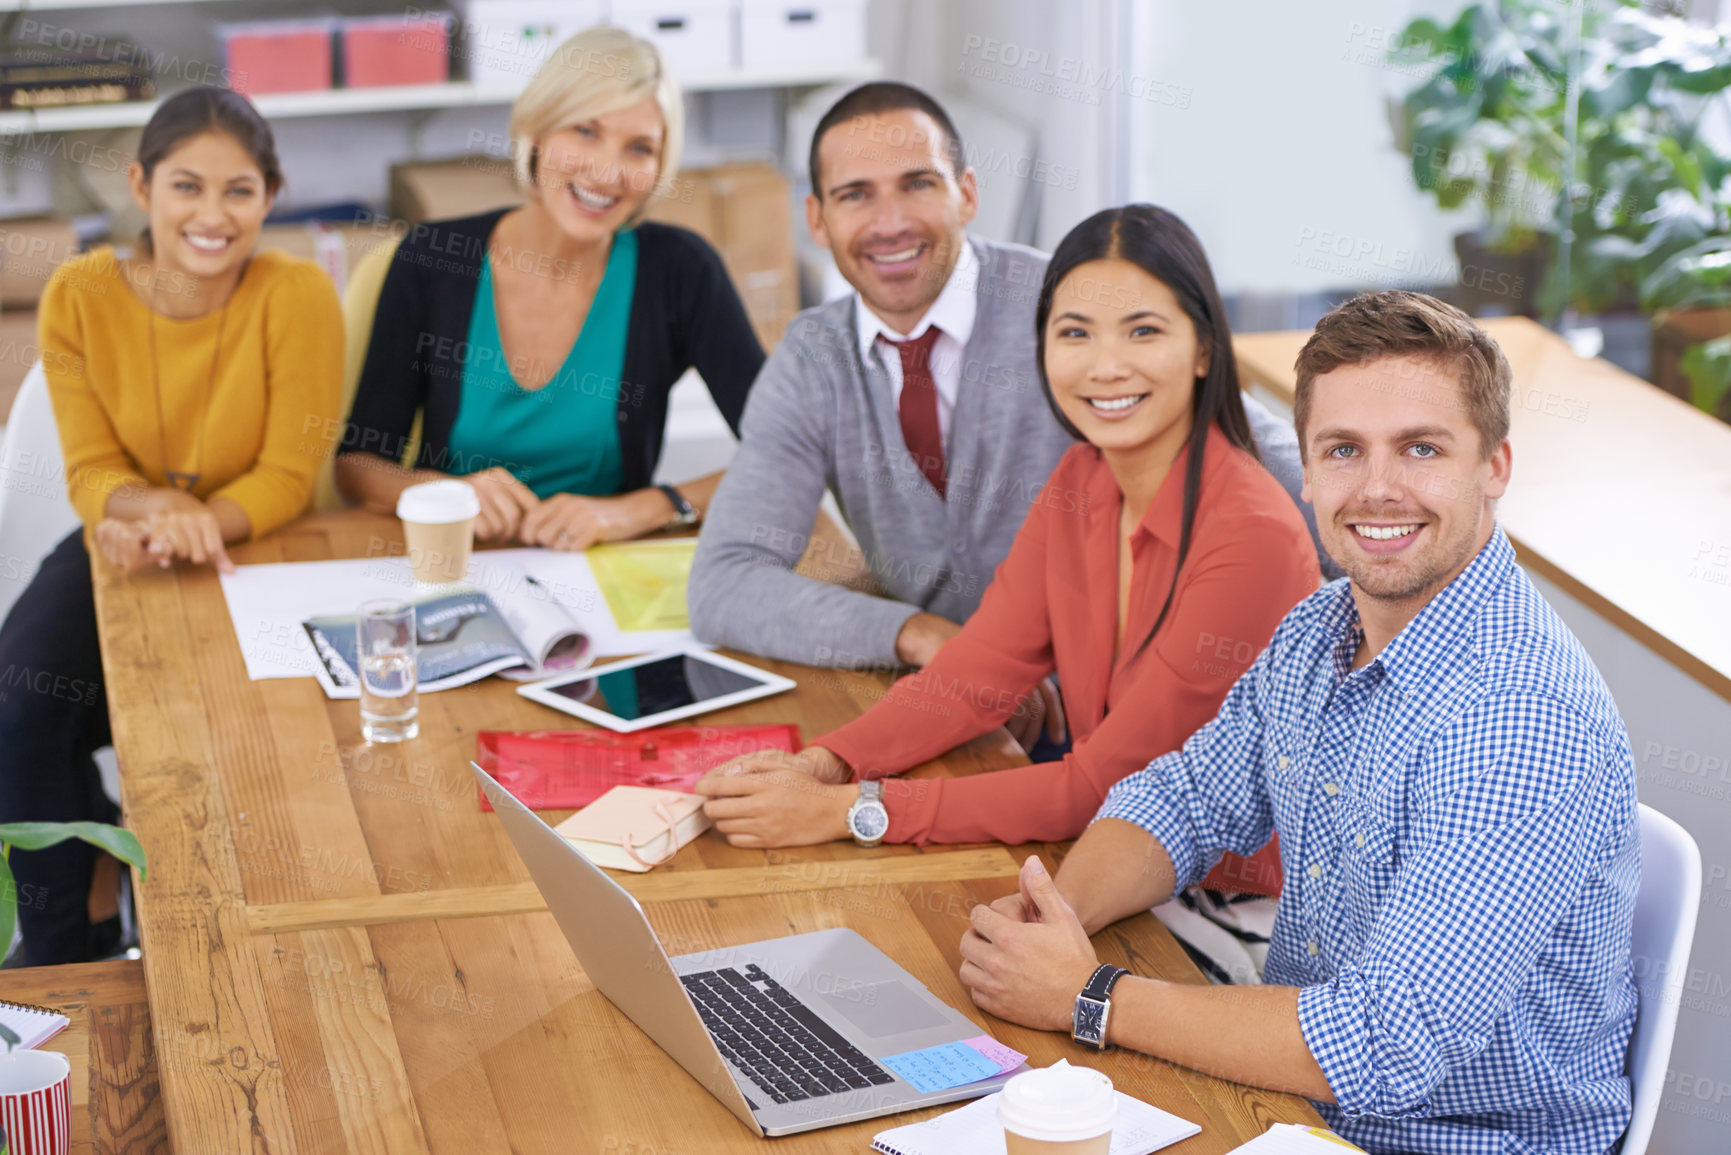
(1095, 648, 1278, 888)
(1294, 694, 1632, 1119)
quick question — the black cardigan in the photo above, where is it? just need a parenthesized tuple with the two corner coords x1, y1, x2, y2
(339, 208, 765, 492)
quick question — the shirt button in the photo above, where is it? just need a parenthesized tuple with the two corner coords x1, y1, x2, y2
(1355, 832, 1366, 849)
(1323, 782, 1340, 796)
(1277, 755, 1290, 770)
(1308, 863, 1323, 879)
(1307, 940, 1319, 956)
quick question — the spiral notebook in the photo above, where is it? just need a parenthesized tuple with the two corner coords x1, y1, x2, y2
(0, 998, 69, 1050)
(869, 1084, 1199, 1155)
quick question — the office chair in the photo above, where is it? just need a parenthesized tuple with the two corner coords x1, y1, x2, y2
(1621, 803, 1702, 1155)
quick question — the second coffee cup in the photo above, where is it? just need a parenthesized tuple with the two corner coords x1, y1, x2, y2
(397, 480, 480, 584)
(998, 1062, 1117, 1155)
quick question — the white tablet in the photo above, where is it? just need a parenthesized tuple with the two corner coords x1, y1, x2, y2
(515, 646, 796, 733)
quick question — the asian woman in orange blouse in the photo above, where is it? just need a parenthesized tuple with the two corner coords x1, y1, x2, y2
(697, 204, 1320, 898)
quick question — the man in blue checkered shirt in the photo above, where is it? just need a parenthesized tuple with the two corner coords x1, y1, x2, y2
(958, 291, 1640, 1154)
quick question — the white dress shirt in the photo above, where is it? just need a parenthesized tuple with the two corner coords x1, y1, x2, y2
(853, 236, 979, 445)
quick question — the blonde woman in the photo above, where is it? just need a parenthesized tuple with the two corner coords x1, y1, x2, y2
(337, 26, 763, 547)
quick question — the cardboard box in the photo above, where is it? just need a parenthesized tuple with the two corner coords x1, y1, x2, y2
(217, 19, 337, 96)
(340, 13, 453, 88)
(457, 0, 606, 90)
(0, 217, 80, 309)
(740, 0, 868, 71)
(610, 0, 735, 78)
(387, 156, 798, 346)
(389, 154, 523, 224)
(253, 220, 408, 294)
(645, 162, 800, 349)
(0, 308, 39, 422)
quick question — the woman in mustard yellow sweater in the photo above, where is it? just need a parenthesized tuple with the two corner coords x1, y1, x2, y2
(0, 88, 342, 964)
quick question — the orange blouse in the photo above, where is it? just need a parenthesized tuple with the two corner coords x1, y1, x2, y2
(817, 425, 1321, 893)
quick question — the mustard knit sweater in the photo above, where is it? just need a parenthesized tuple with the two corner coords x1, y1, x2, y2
(38, 247, 343, 537)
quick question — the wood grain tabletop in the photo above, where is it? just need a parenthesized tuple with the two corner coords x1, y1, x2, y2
(91, 509, 1323, 1153)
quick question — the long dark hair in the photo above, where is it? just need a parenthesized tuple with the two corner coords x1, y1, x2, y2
(1034, 204, 1256, 658)
(136, 87, 283, 253)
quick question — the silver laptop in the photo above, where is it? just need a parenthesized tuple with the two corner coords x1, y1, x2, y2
(472, 762, 1025, 1136)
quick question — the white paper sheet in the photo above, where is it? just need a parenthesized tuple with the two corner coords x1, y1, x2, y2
(217, 547, 694, 683)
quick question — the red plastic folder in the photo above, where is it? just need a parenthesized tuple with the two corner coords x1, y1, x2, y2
(476, 724, 803, 810)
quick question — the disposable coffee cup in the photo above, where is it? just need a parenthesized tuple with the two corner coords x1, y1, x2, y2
(396, 480, 480, 584)
(998, 1062, 1116, 1155)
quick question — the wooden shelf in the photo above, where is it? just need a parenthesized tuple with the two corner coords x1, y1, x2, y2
(0, 0, 231, 11)
(0, 60, 881, 134)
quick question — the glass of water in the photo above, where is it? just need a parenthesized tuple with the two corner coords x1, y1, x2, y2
(357, 599, 418, 743)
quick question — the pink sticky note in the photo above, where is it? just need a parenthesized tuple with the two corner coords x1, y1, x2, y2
(961, 1034, 1027, 1075)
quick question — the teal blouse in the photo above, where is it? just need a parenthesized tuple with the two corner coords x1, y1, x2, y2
(447, 228, 637, 499)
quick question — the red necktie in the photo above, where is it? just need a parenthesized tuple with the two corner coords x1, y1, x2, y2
(890, 327, 946, 498)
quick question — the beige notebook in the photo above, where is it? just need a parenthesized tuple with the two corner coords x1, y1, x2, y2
(553, 786, 711, 872)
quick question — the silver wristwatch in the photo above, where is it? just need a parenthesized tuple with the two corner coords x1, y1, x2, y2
(846, 780, 889, 847)
(1072, 964, 1128, 1051)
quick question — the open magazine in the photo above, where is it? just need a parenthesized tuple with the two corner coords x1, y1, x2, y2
(302, 572, 591, 700)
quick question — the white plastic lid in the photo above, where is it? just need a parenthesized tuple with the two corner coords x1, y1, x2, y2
(396, 479, 480, 524)
(997, 1061, 1116, 1143)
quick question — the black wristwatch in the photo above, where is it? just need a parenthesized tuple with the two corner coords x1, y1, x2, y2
(1072, 963, 1129, 1051)
(657, 484, 698, 528)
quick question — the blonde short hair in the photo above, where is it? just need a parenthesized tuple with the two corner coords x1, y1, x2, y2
(508, 26, 683, 220)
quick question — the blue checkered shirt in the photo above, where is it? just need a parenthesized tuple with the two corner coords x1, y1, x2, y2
(1097, 526, 1640, 1155)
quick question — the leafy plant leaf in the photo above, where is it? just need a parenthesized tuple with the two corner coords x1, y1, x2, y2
(1682, 335, 1731, 414)
(0, 824, 146, 880)
(0, 851, 18, 983)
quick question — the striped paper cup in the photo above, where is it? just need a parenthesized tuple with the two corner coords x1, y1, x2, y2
(0, 1050, 69, 1155)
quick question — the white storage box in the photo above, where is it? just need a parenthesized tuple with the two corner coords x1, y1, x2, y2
(740, 0, 866, 71)
(458, 0, 607, 91)
(610, 0, 735, 79)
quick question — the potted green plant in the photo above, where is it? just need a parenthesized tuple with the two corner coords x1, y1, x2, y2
(0, 822, 145, 1050)
(1644, 234, 1731, 420)
(1566, 8, 1731, 320)
(1389, 0, 1573, 315)
(1390, 1, 1731, 318)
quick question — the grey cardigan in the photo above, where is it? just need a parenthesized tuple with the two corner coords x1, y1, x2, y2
(689, 236, 1329, 668)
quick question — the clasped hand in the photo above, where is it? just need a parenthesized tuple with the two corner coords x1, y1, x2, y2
(464, 467, 673, 550)
(96, 489, 233, 574)
(958, 855, 1100, 1032)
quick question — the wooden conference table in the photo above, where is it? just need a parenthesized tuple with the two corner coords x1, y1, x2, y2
(89, 509, 1322, 1153)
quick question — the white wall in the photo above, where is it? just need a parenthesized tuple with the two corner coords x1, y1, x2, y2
(1128, 0, 1469, 298)
(869, 0, 1468, 296)
(871, 0, 1127, 250)
(1530, 572, 1731, 1155)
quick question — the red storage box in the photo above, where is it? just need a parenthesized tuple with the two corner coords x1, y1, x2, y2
(340, 13, 452, 88)
(218, 19, 335, 96)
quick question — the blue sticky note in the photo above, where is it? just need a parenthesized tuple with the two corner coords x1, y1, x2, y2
(879, 1040, 1003, 1093)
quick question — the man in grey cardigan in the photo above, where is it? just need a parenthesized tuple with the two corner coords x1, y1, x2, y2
(690, 82, 1323, 675)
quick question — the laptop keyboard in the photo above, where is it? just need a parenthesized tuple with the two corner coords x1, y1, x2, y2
(679, 964, 896, 1104)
